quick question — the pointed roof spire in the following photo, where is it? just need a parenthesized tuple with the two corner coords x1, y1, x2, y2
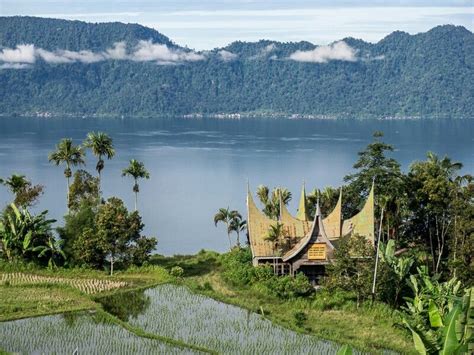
(296, 182, 309, 221)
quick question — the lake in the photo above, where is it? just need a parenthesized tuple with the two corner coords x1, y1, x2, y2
(0, 117, 472, 255)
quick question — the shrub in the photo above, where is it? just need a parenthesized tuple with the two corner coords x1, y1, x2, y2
(293, 311, 307, 327)
(170, 266, 184, 278)
(264, 273, 314, 299)
(220, 247, 255, 286)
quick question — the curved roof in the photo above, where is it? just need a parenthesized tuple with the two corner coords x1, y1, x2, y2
(322, 189, 342, 240)
(280, 196, 311, 239)
(282, 201, 334, 262)
(341, 183, 375, 244)
(247, 188, 280, 257)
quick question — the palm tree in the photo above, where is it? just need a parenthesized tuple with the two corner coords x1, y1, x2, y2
(1, 174, 44, 207)
(228, 217, 247, 248)
(214, 208, 241, 249)
(265, 222, 285, 273)
(121, 159, 150, 211)
(427, 152, 463, 181)
(48, 138, 85, 210)
(256, 185, 292, 219)
(83, 132, 115, 189)
(0, 174, 29, 195)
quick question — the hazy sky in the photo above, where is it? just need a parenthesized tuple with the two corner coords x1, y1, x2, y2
(1, 1, 473, 49)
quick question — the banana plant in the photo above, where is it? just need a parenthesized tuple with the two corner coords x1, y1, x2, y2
(380, 239, 414, 305)
(0, 203, 56, 262)
(33, 237, 66, 269)
(401, 267, 472, 354)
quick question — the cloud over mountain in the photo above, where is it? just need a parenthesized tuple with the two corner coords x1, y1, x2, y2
(0, 41, 205, 67)
(289, 41, 357, 63)
(0, 44, 36, 63)
(218, 50, 238, 62)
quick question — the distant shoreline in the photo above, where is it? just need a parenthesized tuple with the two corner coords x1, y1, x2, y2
(0, 111, 468, 121)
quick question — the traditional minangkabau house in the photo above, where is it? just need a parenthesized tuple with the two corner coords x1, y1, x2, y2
(246, 183, 375, 283)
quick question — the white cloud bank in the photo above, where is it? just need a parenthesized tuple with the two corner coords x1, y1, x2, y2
(0, 44, 36, 63)
(218, 50, 238, 62)
(289, 41, 357, 63)
(0, 41, 205, 68)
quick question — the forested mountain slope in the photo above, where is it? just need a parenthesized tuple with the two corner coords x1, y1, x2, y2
(0, 17, 472, 118)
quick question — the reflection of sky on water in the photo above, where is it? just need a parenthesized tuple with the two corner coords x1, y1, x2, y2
(0, 117, 473, 255)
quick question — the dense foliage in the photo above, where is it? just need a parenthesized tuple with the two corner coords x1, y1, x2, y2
(1, 131, 155, 273)
(220, 248, 314, 299)
(0, 17, 473, 118)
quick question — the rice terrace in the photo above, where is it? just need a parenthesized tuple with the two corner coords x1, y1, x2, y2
(1, 1, 474, 354)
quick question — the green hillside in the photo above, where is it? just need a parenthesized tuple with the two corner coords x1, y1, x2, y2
(0, 17, 472, 118)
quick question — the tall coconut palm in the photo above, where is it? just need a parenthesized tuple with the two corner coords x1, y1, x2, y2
(83, 132, 115, 189)
(228, 216, 247, 248)
(121, 159, 150, 211)
(48, 138, 85, 210)
(214, 208, 241, 249)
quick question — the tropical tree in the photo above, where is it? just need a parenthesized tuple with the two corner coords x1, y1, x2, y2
(324, 234, 375, 307)
(48, 138, 85, 210)
(256, 185, 292, 220)
(0, 174, 43, 207)
(67, 169, 100, 212)
(344, 131, 405, 238)
(265, 222, 285, 273)
(0, 174, 28, 194)
(214, 208, 241, 249)
(407, 153, 466, 273)
(83, 132, 115, 190)
(33, 236, 66, 269)
(93, 197, 155, 275)
(265, 222, 284, 252)
(0, 204, 56, 262)
(228, 216, 247, 248)
(121, 159, 150, 211)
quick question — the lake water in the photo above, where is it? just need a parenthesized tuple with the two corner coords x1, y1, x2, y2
(0, 117, 473, 255)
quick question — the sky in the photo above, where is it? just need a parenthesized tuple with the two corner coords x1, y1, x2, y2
(1, 1, 473, 50)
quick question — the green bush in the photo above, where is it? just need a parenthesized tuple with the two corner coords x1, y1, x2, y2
(293, 311, 307, 327)
(264, 273, 314, 299)
(170, 266, 184, 278)
(220, 248, 255, 286)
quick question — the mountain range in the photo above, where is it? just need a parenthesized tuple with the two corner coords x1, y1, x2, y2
(0, 16, 473, 119)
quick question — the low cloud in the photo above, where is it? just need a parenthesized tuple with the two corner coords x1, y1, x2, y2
(0, 44, 36, 63)
(218, 50, 238, 62)
(263, 44, 276, 54)
(104, 41, 128, 60)
(132, 40, 205, 63)
(0, 63, 32, 70)
(249, 43, 277, 60)
(289, 41, 357, 63)
(0, 41, 205, 68)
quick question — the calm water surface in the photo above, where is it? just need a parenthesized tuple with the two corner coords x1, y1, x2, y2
(0, 117, 472, 254)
